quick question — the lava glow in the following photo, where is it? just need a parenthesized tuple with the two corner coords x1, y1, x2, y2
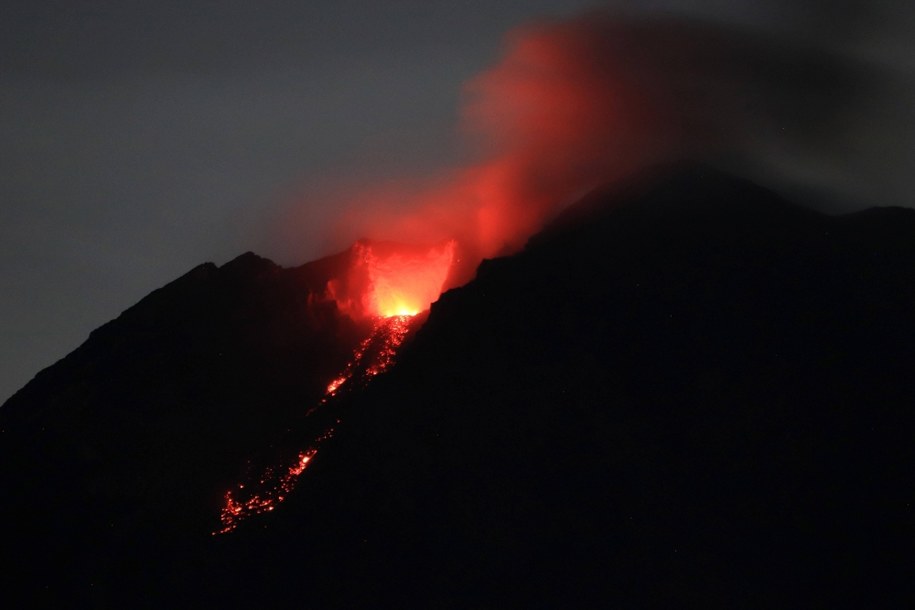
(214, 314, 416, 535)
(216, 447, 321, 536)
(330, 240, 457, 320)
(324, 314, 413, 399)
(364, 242, 454, 316)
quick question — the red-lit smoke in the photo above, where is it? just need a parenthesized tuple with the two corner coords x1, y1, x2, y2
(325, 15, 680, 287)
(317, 12, 855, 292)
(329, 239, 456, 319)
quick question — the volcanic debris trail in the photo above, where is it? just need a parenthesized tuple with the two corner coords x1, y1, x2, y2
(214, 314, 416, 534)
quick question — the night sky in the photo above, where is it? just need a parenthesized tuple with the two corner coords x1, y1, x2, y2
(2, 0, 913, 402)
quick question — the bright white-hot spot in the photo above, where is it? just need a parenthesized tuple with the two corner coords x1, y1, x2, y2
(329, 240, 456, 321)
(362, 241, 455, 318)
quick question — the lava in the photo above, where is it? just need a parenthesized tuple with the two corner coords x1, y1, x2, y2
(324, 314, 414, 399)
(215, 447, 321, 536)
(214, 314, 418, 535)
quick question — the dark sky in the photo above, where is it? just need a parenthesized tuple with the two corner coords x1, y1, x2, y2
(2, 0, 913, 402)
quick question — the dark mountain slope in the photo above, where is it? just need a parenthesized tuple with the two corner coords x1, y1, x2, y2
(3, 165, 914, 608)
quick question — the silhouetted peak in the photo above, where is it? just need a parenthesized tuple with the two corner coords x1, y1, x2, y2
(840, 205, 915, 225)
(220, 251, 279, 276)
(834, 205, 915, 253)
(531, 162, 820, 251)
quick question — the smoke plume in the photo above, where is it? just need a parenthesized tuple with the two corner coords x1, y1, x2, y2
(323, 10, 894, 286)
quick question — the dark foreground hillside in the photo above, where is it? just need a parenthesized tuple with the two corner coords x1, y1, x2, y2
(3, 165, 914, 608)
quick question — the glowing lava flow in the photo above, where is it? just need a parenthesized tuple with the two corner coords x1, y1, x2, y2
(322, 314, 414, 402)
(214, 314, 416, 535)
(214, 240, 455, 535)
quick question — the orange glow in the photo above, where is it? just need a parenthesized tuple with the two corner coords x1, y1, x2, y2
(329, 240, 456, 321)
(362, 241, 456, 317)
(325, 376, 346, 396)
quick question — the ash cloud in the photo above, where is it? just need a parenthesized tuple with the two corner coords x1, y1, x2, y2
(326, 7, 913, 281)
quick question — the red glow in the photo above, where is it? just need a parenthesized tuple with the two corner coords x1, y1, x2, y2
(329, 240, 456, 321)
(363, 242, 455, 317)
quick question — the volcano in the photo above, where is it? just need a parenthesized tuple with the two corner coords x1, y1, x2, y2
(2, 164, 914, 608)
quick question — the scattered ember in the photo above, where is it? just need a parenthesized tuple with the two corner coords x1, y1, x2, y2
(323, 314, 411, 399)
(215, 447, 321, 535)
(213, 314, 416, 535)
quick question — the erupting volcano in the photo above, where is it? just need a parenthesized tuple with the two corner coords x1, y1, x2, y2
(4, 165, 915, 608)
(215, 240, 456, 534)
